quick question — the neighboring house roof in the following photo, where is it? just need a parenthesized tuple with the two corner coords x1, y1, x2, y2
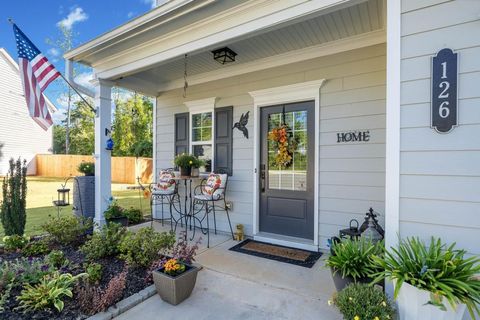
(0, 48, 57, 113)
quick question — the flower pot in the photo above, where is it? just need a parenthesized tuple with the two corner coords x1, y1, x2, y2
(191, 167, 199, 177)
(330, 267, 371, 292)
(73, 175, 95, 222)
(106, 216, 128, 227)
(153, 263, 198, 305)
(396, 281, 466, 320)
(179, 167, 191, 177)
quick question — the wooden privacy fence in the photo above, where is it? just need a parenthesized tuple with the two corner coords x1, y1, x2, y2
(36, 154, 153, 184)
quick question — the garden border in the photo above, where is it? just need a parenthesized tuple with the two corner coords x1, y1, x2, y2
(87, 284, 156, 320)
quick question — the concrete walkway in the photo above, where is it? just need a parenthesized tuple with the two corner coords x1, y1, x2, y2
(118, 222, 342, 320)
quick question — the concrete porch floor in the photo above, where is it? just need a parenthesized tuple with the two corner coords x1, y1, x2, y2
(119, 221, 342, 320)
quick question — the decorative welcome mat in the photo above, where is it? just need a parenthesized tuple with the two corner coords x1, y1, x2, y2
(229, 239, 322, 268)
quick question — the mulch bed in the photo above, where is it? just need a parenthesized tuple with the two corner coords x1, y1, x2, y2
(0, 236, 153, 320)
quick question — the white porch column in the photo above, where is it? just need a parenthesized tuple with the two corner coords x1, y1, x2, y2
(92, 79, 112, 228)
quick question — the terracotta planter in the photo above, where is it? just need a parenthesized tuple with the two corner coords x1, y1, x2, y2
(330, 267, 371, 292)
(153, 264, 198, 305)
(396, 281, 466, 320)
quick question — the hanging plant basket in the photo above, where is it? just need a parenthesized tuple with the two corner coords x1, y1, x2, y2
(268, 124, 297, 169)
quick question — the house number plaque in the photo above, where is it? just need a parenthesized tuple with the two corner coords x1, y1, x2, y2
(432, 48, 458, 133)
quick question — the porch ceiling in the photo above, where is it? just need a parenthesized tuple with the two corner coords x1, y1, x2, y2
(116, 0, 384, 95)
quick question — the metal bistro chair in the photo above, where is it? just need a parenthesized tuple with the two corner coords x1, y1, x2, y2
(149, 169, 181, 230)
(193, 170, 234, 247)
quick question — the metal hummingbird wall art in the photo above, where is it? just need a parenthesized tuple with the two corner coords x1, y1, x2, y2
(233, 111, 249, 139)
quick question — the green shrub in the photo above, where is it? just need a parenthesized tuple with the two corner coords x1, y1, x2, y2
(124, 207, 143, 224)
(80, 223, 126, 261)
(3, 235, 29, 251)
(326, 238, 384, 281)
(42, 216, 93, 245)
(119, 227, 175, 267)
(104, 202, 125, 220)
(1, 258, 54, 286)
(22, 239, 51, 257)
(1, 158, 27, 236)
(45, 250, 67, 268)
(372, 236, 480, 318)
(332, 283, 395, 320)
(16, 272, 86, 313)
(85, 263, 103, 284)
(77, 162, 95, 176)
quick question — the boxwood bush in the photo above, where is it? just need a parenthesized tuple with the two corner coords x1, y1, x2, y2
(118, 227, 175, 267)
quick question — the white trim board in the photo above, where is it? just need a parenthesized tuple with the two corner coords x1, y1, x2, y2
(249, 79, 325, 249)
(385, 0, 400, 251)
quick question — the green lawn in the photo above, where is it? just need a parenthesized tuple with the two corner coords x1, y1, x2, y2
(0, 176, 150, 238)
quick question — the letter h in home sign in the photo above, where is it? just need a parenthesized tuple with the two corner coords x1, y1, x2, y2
(431, 48, 458, 133)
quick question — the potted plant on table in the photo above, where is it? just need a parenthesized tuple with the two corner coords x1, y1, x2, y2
(326, 237, 384, 291)
(372, 237, 480, 320)
(174, 153, 199, 177)
(104, 201, 128, 226)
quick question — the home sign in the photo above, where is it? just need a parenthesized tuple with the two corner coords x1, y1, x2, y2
(337, 131, 370, 143)
(431, 48, 458, 133)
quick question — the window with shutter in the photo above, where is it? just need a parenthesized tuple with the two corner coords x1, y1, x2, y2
(214, 106, 233, 175)
(174, 100, 233, 175)
(174, 112, 189, 156)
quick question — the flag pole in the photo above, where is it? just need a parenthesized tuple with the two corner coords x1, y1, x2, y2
(57, 73, 97, 114)
(8, 17, 97, 115)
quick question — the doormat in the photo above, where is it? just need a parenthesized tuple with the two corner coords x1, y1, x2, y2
(229, 239, 322, 268)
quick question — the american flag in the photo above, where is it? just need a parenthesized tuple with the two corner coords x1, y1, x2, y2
(13, 24, 60, 130)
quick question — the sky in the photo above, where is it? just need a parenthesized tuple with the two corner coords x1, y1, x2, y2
(0, 0, 161, 123)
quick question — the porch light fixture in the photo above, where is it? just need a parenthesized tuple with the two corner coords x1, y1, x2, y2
(212, 47, 237, 64)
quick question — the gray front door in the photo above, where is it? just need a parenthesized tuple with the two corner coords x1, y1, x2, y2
(259, 101, 315, 240)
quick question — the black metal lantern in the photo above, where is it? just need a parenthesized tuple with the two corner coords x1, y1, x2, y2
(54, 187, 70, 207)
(212, 47, 237, 64)
(360, 207, 384, 242)
(53, 177, 72, 208)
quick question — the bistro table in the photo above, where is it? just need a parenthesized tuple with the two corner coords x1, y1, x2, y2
(171, 175, 208, 241)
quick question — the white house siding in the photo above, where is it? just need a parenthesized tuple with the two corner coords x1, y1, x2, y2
(155, 44, 386, 248)
(0, 49, 53, 176)
(400, 0, 480, 255)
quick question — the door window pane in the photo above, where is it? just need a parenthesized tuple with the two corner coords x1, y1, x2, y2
(267, 110, 308, 191)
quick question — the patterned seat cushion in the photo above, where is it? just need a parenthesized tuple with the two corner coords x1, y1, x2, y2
(152, 171, 176, 195)
(194, 193, 221, 201)
(201, 173, 227, 199)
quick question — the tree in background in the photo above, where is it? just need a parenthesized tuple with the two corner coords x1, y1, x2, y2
(46, 24, 83, 154)
(52, 125, 66, 154)
(1, 158, 27, 236)
(112, 94, 153, 157)
(68, 100, 95, 155)
(52, 91, 153, 157)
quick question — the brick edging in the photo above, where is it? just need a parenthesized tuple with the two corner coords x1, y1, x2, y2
(86, 285, 157, 320)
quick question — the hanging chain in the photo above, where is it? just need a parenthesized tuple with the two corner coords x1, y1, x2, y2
(281, 105, 286, 126)
(183, 53, 188, 98)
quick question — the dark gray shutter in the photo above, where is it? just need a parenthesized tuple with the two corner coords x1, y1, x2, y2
(174, 112, 189, 156)
(214, 106, 233, 175)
